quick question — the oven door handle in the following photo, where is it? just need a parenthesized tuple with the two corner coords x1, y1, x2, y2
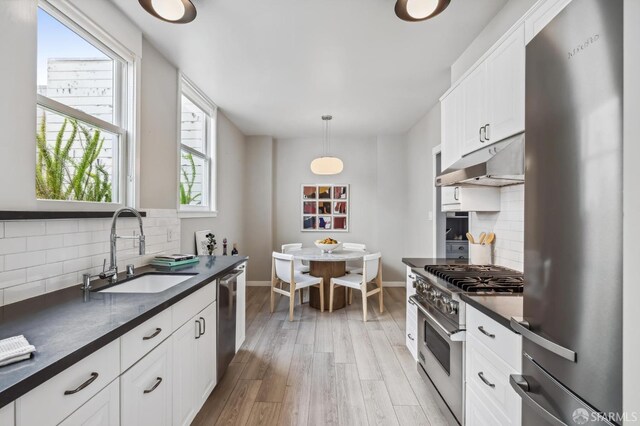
(409, 295, 465, 342)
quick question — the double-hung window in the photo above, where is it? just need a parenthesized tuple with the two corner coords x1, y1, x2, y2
(178, 77, 217, 214)
(36, 2, 134, 206)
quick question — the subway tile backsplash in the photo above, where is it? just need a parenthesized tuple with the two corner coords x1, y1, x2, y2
(470, 185, 524, 271)
(0, 209, 180, 306)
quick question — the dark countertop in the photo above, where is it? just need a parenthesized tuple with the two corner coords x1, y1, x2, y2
(461, 294, 523, 330)
(401, 258, 470, 269)
(0, 255, 246, 409)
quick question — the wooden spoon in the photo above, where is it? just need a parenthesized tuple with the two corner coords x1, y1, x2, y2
(478, 232, 487, 244)
(466, 232, 475, 244)
(484, 233, 495, 245)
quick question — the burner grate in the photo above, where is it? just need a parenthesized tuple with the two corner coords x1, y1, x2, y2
(424, 264, 524, 293)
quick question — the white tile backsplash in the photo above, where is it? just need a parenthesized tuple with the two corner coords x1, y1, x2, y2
(470, 185, 524, 271)
(0, 209, 181, 305)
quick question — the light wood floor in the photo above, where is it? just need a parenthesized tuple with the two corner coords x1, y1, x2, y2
(193, 286, 448, 426)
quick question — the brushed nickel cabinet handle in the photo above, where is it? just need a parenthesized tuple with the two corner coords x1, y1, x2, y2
(478, 372, 495, 388)
(407, 333, 415, 341)
(64, 372, 99, 395)
(142, 328, 162, 341)
(195, 320, 202, 339)
(478, 326, 495, 338)
(143, 377, 163, 394)
(199, 317, 206, 335)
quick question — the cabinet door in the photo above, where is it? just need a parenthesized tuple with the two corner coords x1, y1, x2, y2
(236, 263, 246, 352)
(462, 64, 487, 155)
(0, 403, 14, 426)
(121, 339, 172, 426)
(59, 380, 119, 426)
(196, 303, 217, 406)
(486, 25, 525, 143)
(172, 315, 199, 426)
(441, 88, 463, 171)
(405, 267, 418, 361)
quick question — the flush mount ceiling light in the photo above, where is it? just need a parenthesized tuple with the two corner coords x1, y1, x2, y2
(395, 0, 451, 22)
(310, 115, 344, 175)
(139, 0, 197, 24)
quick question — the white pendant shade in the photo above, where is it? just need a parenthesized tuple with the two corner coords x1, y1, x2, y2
(151, 0, 185, 21)
(406, 0, 438, 19)
(310, 156, 344, 175)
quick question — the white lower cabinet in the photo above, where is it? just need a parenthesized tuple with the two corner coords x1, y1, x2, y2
(172, 302, 216, 426)
(120, 339, 172, 426)
(0, 402, 14, 426)
(59, 380, 119, 426)
(236, 262, 247, 352)
(405, 266, 418, 361)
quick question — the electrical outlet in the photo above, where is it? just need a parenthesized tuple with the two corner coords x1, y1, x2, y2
(167, 229, 173, 242)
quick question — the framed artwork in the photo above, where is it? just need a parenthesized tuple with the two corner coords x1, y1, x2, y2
(195, 229, 212, 255)
(301, 184, 349, 232)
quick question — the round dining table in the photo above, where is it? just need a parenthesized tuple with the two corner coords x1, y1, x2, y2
(292, 248, 367, 311)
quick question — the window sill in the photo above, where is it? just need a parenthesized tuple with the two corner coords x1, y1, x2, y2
(0, 211, 146, 221)
(177, 211, 218, 219)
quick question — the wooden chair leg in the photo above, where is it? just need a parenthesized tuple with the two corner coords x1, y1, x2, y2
(289, 291, 295, 321)
(348, 288, 353, 305)
(270, 280, 276, 313)
(361, 287, 368, 322)
(329, 281, 334, 313)
(299, 288, 304, 305)
(320, 279, 325, 312)
(377, 263, 384, 313)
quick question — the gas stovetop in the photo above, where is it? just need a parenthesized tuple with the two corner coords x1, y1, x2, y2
(423, 264, 524, 293)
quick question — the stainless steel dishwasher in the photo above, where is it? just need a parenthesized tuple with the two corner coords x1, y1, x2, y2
(217, 269, 240, 381)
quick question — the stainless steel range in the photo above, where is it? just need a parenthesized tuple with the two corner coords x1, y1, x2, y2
(409, 264, 523, 425)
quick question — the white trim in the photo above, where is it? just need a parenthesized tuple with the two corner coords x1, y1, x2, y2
(37, 95, 123, 135)
(432, 144, 441, 257)
(177, 211, 219, 219)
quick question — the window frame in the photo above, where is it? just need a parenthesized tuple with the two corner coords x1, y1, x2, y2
(36, 0, 137, 210)
(177, 75, 218, 217)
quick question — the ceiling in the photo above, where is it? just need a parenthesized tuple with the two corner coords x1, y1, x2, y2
(112, 0, 507, 138)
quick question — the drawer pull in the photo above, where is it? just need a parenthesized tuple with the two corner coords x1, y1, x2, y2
(200, 317, 206, 335)
(407, 333, 415, 341)
(64, 372, 99, 395)
(478, 326, 495, 339)
(478, 372, 495, 388)
(195, 320, 202, 339)
(143, 377, 163, 394)
(142, 328, 162, 341)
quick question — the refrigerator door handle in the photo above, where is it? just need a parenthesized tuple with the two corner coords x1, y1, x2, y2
(509, 375, 567, 426)
(510, 318, 577, 362)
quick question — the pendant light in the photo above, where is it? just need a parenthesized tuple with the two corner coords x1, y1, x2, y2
(310, 115, 344, 175)
(395, 0, 450, 22)
(139, 0, 197, 24)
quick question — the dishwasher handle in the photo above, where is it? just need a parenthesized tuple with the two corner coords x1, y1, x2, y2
(220, 269, 243, 284)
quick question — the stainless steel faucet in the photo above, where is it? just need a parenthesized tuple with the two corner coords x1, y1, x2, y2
(100, 207, 146, 284)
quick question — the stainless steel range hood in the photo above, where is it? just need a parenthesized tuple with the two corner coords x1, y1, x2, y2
(435, 132, 525, 187)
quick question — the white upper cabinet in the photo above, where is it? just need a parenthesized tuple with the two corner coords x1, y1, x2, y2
(462, 63, 488, 155)
(441, 88, 464, 171)
(485, 25, 526, 145)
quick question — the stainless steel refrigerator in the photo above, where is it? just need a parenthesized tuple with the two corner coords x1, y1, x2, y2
(509, 0, 623, 424)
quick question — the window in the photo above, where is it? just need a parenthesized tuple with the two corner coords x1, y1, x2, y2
(36, 3, 132, 205)
(178, 77, 217, 214)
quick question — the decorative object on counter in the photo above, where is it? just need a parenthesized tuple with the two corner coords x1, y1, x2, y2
(206, 233, 217, 255)
(315, 237, 341, 253)
(395, 0, 451, 22)
(466, 231, 495, 265)
(231, 244, 238, 256)
(301, 184, 349, 231)
(310, 115, 343, 175)
(151, 254, 199, 267)
(195, 229, 211, 255)
(0, 336, 36, 367)
(138, 0, 197, 24)
(223, 238, 228, 256)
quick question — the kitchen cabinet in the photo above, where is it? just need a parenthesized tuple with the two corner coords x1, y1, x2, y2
(58, 380, 119, 426)
(121, 338, 173, 426)
(525, 0, 572, 44)
(405, 266, 418, 361)
(441, 186, 500, 212)
(446, 241, 468, 259)
(462, 64, 487, 155)
(172, 302, 216, 426)
(0, 403, 14, 426)
(465, 306, 522, 425)
(441, 87, 464, 171)
(236, 262, 247, 352)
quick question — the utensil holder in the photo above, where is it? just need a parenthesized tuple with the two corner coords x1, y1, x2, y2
(469, 243, 492, 265)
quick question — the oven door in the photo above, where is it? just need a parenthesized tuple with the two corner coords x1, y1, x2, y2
(411, 295, 464, 425)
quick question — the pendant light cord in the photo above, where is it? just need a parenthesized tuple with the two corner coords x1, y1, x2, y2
(322, 115, 332, 157)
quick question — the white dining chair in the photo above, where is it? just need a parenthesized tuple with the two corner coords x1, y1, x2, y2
(271, 252, 324, 321)
(329, 252, 383, 321)
(281, 243, 310, 274)
(342, 243, 366, 274)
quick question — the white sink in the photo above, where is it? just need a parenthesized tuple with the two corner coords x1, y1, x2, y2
(98, 274, 194, 294)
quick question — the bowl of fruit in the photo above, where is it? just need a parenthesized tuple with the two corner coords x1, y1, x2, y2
(315, 238, 341, 253)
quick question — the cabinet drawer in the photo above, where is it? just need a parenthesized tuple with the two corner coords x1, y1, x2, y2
(58, 379, 119, 426)
(446, 243, 468, 253)
(0, 402, 14, 426)
(16, 339, 120, 426)
(172, 283, 215, 332)
(467, 305, 522, 370)
(466, 334, 521, 424)
(121, 308, 172, 372)
(466, 381, 510, 426)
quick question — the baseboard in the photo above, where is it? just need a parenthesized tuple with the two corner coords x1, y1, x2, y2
(247, 280, 405, 287)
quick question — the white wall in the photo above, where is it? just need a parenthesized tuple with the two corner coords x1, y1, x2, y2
(450, 0, 537, 83)
(244, 136, 274, 281)
(623, 0, 640, 417)
(405, 103, 441, 258)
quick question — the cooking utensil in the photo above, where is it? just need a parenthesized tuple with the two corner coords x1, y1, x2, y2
(478, 232, 487, 244)
(466, 232, 475, 244)
(483, 233, 495, 245)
